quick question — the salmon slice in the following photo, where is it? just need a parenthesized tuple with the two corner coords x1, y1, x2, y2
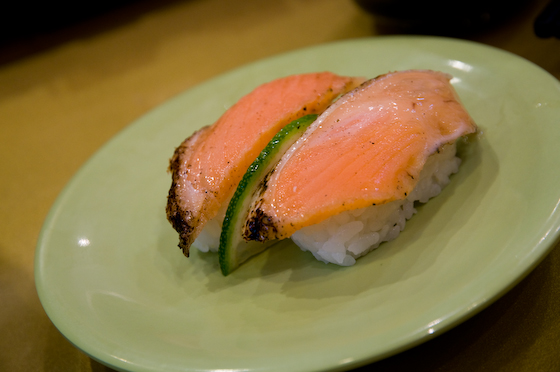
(243, 70, 478, 242)
(166, 72, 365, 255)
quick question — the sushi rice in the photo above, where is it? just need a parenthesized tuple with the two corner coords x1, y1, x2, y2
(292, 142, 460, 265)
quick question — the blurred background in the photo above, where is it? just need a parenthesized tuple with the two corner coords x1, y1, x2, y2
(1, 0, 559, 69)
(1, 0, 559, 371)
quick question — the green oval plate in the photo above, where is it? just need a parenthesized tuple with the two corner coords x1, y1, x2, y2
(35, 36, 560, 372)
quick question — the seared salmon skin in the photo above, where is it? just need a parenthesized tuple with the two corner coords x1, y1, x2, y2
(166, 72, 365, 255)
(243, 70, 478, 243)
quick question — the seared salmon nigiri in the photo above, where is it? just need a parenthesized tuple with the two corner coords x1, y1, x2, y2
(233, 70, 477, 268)
(166, 72, 365, 256)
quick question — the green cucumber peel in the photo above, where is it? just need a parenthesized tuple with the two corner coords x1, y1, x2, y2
(219, 114, 318, 275)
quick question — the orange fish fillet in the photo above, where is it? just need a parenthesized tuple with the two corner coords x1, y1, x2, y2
(243, 70, 478, 242)
(166, 72, 365, 255)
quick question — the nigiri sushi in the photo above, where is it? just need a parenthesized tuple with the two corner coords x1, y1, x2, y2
(220, 70, 477, 274)
(166, 72, 365, 256)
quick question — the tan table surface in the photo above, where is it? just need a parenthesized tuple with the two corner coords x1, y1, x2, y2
(1, 0, 559, 371)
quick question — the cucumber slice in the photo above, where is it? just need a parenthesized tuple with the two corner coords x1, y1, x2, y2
(219, 114, 318, 275)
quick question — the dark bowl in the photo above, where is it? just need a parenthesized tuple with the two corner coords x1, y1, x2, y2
(354, 0, 531, 34)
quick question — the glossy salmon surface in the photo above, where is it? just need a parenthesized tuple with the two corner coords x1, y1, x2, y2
(166, 72, 365, 255)
(243, 70, 478, 242)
